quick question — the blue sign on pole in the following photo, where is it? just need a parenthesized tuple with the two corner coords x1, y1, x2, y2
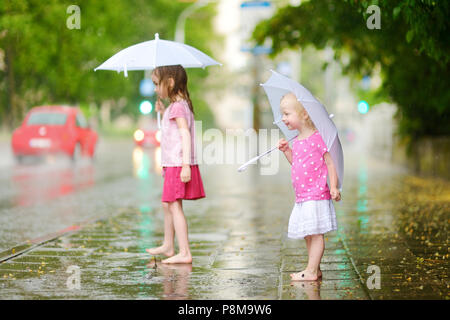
(139, 79, 155, 97)
(240, 1, 271, 8)
(240, 1, 273, 54)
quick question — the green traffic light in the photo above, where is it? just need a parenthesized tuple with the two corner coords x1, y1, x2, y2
(139, 100, 153, 114)
(358, 100, 369, 114)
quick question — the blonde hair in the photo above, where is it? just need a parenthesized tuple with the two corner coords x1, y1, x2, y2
(281, 93, 317, 130)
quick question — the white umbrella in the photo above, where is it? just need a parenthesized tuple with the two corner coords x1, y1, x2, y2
(94, 33, 221, 75)
(263, 70, 344, 189)
(94, 33, 221, 127)
(239, 70, 344, 190)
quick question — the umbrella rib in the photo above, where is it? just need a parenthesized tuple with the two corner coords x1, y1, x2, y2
(183, 43, 220, 66)
(180, 47, 203, 67)
(329, 132, 337, 150)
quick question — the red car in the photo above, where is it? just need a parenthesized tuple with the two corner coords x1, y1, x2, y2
(133, 128, 161, 147)
(11, 105, 98, 162)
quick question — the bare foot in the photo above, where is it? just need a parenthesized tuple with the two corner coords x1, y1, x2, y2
(161, 252, 192, 264)
(145, 245, 174, 257)
(297, 269, 322, 278)
(290, 269, 319, 281)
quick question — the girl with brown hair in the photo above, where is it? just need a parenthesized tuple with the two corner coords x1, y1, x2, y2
(146, 65, 205, 264)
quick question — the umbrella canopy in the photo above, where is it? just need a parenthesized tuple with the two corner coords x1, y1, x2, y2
(94, 33, 221, 128)
(261, 70, 344, 189)
(94, 33, 221, 77)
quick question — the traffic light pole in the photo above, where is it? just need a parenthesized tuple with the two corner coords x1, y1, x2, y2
(252, 53, 261, 133)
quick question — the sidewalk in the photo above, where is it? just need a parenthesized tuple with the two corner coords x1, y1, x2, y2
(0, 160, 448, 299)
(0, 208, 366, 300)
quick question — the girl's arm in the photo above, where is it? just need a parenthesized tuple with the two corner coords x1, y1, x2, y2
(278, 139, 292, 164)
(175, 117, 191, 183)
(284, 149, 293, 165)
(324, 152, 341, 201)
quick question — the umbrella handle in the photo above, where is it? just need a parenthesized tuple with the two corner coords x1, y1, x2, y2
(237, 135, 298, 172)
(156, 97, 162, 129)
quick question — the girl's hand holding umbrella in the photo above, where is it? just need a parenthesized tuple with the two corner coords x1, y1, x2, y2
(278, 138, 291, 152)
(155, 98, 165, 113)
(278, 138, 293, 164)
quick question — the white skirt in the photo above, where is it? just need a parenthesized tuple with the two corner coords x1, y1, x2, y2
(287, 199, 338, 239)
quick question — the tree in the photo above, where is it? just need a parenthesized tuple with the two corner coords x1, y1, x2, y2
(253, 0, 450, 143)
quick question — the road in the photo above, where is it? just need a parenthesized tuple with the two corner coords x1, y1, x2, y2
(0, 137, 155, 251)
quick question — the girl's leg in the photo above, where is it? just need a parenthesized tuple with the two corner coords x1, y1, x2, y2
(291, 234, 324, 281)
(146, 202, 175, 256)
(304, 236, 322, 278)
(162, 199, 192, 264)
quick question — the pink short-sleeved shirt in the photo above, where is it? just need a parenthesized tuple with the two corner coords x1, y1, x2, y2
(161, 100, 197, 167)
(291, 131, 331, 203)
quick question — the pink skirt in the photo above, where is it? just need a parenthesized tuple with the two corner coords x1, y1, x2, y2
(161, 165, 206, 203)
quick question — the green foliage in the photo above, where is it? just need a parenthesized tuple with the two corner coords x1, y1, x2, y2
(388, 0, 449, 65)
(356, 86, 387, 109)
(0, 0, 219, 128)
(253, 0, 450, 141)
(298, 47, 327, 101)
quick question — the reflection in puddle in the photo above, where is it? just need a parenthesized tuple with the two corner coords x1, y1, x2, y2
(356, 160, 369, 234)
(146, 259, 192, 300)
(290, 280, 321, 300)
(132, 146, 162, 178)
(12, 161, 94, 207)
(132, 146, 160, 252)
(154, 147, 162, 176)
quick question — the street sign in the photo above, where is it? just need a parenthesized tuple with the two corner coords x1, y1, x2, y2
(361, 75, 371, 90)
(277, 61, 292, 77)
(240, 1, 274, 54)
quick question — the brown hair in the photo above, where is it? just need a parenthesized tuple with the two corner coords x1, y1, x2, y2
(152, 65, 194, 114)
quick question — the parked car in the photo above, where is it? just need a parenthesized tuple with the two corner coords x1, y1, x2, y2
(11, 105, 98, 162)
(133, 128, 161, 147)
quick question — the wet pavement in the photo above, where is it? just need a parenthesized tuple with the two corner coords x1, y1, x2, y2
(0, 139, 448, 300)
(0, 138, 143, 251)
